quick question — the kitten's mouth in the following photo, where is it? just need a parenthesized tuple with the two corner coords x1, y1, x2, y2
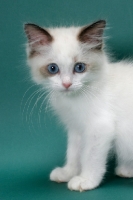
(62, 88, 72, 93)
(60, 87, 80, 96)
(59, 87, 74, 95)
(56, 85, 81, 95)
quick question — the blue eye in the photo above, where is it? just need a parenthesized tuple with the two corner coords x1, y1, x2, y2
(47, 63, 59, 74)
(74, 63, 86, 73)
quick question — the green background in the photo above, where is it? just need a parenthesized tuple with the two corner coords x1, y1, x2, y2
(1, 0, 133, 199)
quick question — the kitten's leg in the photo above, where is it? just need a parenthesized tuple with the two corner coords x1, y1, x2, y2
(50, 130, 81, 182)
(115, 122, 133, 178)
(68, 121, 114, 191)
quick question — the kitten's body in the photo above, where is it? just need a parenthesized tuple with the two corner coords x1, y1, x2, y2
(24, 21, 133, 191)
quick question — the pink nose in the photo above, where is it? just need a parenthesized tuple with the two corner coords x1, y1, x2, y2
(62, 82, 72, 89)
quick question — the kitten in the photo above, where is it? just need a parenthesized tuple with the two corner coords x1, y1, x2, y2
(24, 20, 133, 191)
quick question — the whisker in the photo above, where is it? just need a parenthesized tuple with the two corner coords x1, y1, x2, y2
(28, 89, 48, 127)
(22, 89, 40, 118)
(38, 90, 54, 125)
(24, 88, 42, 122)
(20, 83, 38, 112)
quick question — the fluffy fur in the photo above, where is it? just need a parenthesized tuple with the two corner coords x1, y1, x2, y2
(24, 20, 133, 191)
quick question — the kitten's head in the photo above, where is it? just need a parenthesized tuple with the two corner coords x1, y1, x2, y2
(24, 20, 106, 96)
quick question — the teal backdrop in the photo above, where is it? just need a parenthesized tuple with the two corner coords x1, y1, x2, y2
(0, 0, 133, 199)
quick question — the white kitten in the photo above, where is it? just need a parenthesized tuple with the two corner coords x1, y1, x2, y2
(24, 20, 133, 191)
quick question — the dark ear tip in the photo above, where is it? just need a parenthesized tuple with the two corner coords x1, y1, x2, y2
(97, 20, 106, 27)
(23, 23, 31, 31)
(99, 19, 106, 23)
(23, 23, 38, 31)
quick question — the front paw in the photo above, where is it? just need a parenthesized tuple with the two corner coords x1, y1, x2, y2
(68, 176, 99, 192)
(50, 167, 75, 183)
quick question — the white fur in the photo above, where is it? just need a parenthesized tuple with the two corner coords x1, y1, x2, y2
(26, 26, 133, 191)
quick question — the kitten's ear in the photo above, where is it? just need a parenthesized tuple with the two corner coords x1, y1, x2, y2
(78, 20, 106, 50)
(24, 23, 53, 48)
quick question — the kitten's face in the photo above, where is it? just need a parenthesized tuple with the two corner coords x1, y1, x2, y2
(24, 20, 106, 96)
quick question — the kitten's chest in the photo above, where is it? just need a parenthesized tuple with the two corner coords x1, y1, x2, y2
(51, 89, 112, 131)
(51, 94, 93, 130)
